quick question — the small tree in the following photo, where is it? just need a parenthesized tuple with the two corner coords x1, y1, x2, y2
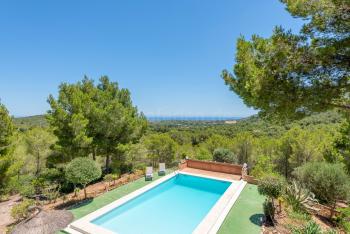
(65, 157, 102, 199)
(293, 162, 350, 218)
(213, 148, 237, 164)
(258, 175, 285, 220)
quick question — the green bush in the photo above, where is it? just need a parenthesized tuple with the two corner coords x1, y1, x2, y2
(6, 175, 35, 197)
(11, 199, 35, 221)
(293, 162, 350, 205)
(288, 209, 311, 222)
(335, 207, 350, 233)
(292, 221, 322, 234)
(0, 194, 10, 202)
(213, 148, 237, 164)
(39, 168, 62, 183)
(42, 183, 60, 203)
(195, 147, 212, 161)
(291, 221, 338, 234)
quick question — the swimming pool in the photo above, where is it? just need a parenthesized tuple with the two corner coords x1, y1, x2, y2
(67, 172, 246, 234)
(92, 174, 230, 234)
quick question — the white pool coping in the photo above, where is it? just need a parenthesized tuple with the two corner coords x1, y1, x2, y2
(65, 171, 246, 234)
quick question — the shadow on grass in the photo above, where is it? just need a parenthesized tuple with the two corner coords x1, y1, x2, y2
(249, 213, 264, 226)
(54, 198, 94, 210)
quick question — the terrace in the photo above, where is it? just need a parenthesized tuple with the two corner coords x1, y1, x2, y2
(62, 160, 264, 234)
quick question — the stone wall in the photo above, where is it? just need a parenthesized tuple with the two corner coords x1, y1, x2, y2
(185, 159, 243, 175)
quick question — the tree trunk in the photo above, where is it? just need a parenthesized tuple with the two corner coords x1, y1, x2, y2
(330, 201, 336, 219)
(105, 154, 111, 173)
(84, 186, 87, 199)
(278, 199, 282, 213)
(92, 147, 96, 161)
(35, 152, 40, 176)
(74, 185, 77, 197)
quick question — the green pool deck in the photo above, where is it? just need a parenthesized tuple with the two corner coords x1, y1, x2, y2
(218, 184, 265, 234)
(63, 172, 265, 234)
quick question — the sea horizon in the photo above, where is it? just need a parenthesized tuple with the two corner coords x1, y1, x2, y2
(147, 116, 244, 121)
(13, 114, 248, 122)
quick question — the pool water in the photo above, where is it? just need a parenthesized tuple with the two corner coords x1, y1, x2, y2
(92, 174, 231, 234)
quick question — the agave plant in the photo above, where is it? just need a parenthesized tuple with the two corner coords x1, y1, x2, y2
(285, 180, 318, 211)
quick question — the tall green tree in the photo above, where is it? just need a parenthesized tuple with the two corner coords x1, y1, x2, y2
(222, 0, 349, 119)
(144, 133, 177, 167)
(47, 76, 147, 172)
(0, 102, 15, 191)
(233, 132, 255, 164)
(24, 127, 56, 176)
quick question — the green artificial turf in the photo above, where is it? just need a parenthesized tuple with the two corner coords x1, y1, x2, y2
(218, 184, 265, 234)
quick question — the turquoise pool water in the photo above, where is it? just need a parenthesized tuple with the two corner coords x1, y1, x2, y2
(92, 174, 231, 234)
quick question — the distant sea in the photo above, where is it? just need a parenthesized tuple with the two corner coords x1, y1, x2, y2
(147, 116, 242, 122)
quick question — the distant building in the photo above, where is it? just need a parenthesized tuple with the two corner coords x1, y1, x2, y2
(225, 120, 237, 124)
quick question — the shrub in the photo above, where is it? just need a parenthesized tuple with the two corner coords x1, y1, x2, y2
(0, 194, 9, 202)
(39, 168, 62, 183)
(335, 207, 350, 233)
(65, 157, 102, 199)
(292, 221, 322, 234)
(195, 147, 212, 161)
(293, 162, 350, 217)
(42, 183, 60, 203)
(291, 221, 337, 234)
(19, 184, 35, 197)
(11, 199, 35, 221)
(213, 148, 237, 164)
(7, 175, 36, 197)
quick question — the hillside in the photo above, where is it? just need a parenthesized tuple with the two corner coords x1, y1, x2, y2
(13, 111, 344, 137)
(13, 115, 48, 129)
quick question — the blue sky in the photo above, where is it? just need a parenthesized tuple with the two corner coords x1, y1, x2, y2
(0, 0, 303, 117)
